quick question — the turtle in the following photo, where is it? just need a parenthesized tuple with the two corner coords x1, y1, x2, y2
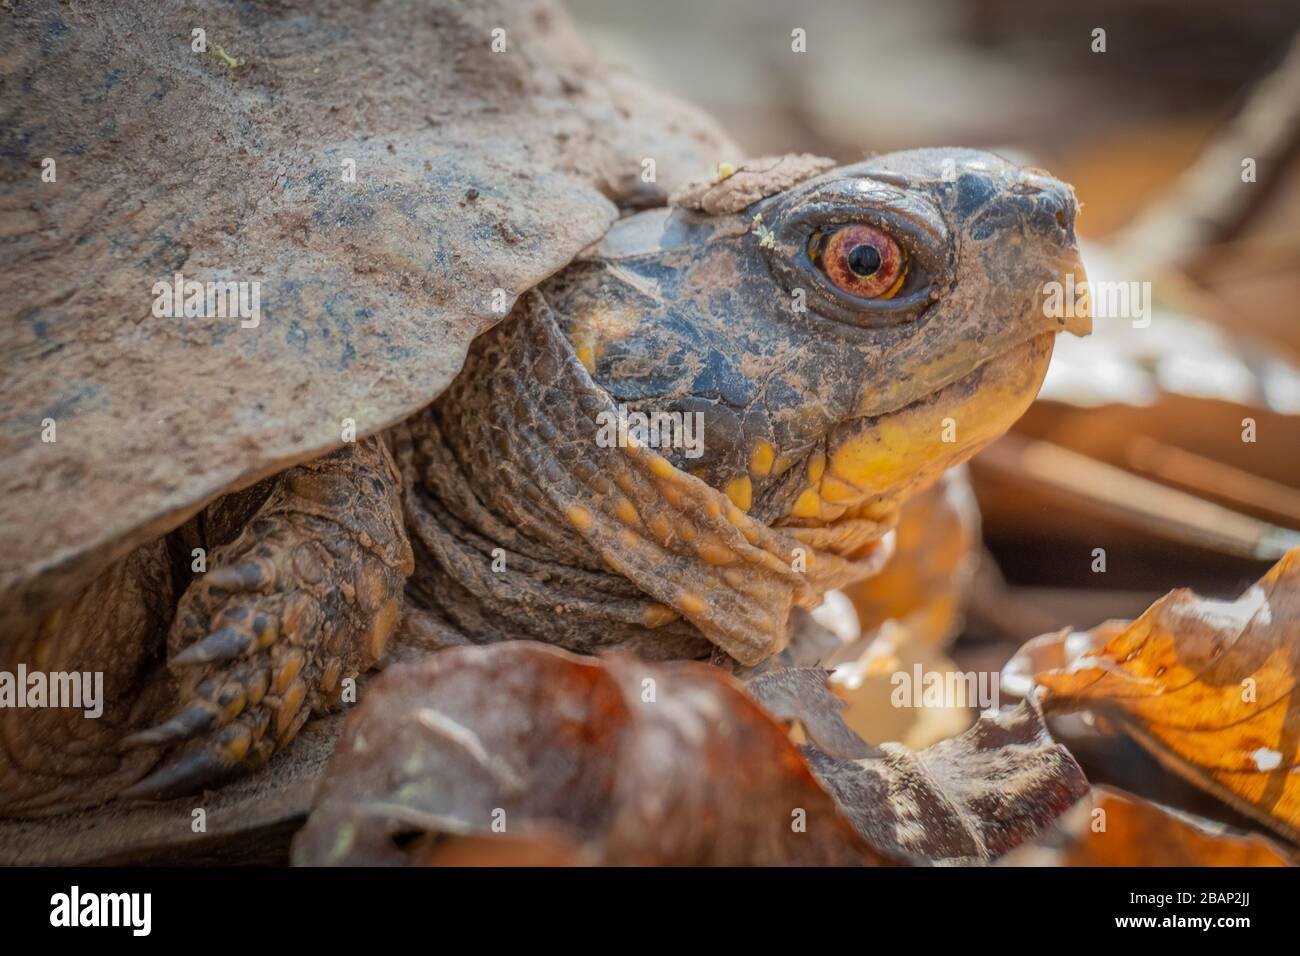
(0, 0, 1089, 840)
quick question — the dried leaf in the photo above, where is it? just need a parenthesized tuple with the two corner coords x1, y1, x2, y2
(1001, 623, 1121, 700)
(292, 643, 884, 866)
(805, 701, 1089, 864)
(843, 469, 980, 650)
(744, 667, 881, 760)
(829, 626, 976, 750)
(294, 643, 1087, 866)
(1034, 548, 1300, 844)
(1006, 787, 1294, 867)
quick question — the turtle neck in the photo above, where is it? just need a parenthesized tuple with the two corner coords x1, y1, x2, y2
(395, 292, 893, 665)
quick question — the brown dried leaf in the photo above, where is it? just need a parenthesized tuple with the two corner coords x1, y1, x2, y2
(292, 643, 885, 866)
(1035, 548, 1300, 844)
(1007, 787, 1294, 867)
(744, 667, 880, 760)
(295, 643, 1088, 866)
(805, 701, 1089, 864)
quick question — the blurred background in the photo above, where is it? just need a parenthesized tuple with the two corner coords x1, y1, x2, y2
(567, 0, 1300, 796)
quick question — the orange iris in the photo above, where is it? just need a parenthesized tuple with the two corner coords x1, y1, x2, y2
(813, 224, 907, 299)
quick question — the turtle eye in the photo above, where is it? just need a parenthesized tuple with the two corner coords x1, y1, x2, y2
(809, 224, 908, 300)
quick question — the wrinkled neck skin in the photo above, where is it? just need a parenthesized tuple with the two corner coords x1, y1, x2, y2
(396, 293, 893, 666)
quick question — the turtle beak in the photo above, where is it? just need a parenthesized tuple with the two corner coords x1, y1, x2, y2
(1061, 255, 1092, 336)
(1036, 248, 1091, 338)
(1022, 171, 1091, 338)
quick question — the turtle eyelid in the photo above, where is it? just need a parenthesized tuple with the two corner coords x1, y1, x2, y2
(756, 183, 950, 328)
(856, 170, 911, 189)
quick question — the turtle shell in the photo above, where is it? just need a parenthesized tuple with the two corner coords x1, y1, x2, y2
(0, 0, 734, 634)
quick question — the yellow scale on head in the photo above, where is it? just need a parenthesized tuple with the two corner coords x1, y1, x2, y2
(725, 476, 752, 511)
(570, 306, 640, 373)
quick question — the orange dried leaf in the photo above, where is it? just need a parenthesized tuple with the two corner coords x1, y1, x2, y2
(1061, 788, 1293, 867)
(1035, 548, 1300, 843)
(1007, 786, 1293, 867)
(842, 471, 979, 650)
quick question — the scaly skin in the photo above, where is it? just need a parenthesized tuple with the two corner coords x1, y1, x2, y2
(0, 150, 1088, 815)
(117, 438, 413, 800)
(0, 439, 411, 814)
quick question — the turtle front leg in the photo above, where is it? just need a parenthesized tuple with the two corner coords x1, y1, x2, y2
(121, 437, 413, 800)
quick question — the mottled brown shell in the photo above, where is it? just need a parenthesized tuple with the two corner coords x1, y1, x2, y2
(0, 0, 734, 631)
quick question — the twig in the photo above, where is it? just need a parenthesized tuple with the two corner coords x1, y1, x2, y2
(1110, 29, 1300, 272)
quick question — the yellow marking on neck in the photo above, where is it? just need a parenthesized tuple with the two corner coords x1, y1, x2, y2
(750, 440, 775, 477)
(648, 515, 673, 542)
(643, 603, 680, 627)
(831, 338, 1050, 501)
(792, 488, 821, 518)
(657, 480, 683, 508)
(806, 452, 826, 484)
(679, 592, 706, 615)
(648, 454, 676, 480)
(725, 476, 753, 511)
(565, 504, 594, 531)
(819, 475, 862, 504)
(697, 537, 736, 566)
(567, 306, 639, 374)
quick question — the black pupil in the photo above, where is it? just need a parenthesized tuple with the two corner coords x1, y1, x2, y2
(847, 243, 882, 277)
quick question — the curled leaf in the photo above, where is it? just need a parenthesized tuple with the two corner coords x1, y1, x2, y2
(806, 701, 1089, 864)
(295, 643, 1088, 866)
(744, 667, 880, 759)
(1034, 548, 1300, 844)
(292, 643, 885, 866)
(1007, 786, 1293, 867)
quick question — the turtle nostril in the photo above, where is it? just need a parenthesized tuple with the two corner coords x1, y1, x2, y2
(1031, 184, 1076, 242)
(1017, 171, 1077, 238)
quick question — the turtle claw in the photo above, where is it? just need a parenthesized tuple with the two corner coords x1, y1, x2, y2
(120, 702, 218, 749)
(172, 626, 253, 666)
(118, 715, 269, 800)
(119, 745, 232, 801)
(118, 439, 412, 803)
(203, 559, 276, 593)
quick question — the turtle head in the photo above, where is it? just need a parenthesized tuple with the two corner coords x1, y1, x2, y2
(547, 149, 1089, 548)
